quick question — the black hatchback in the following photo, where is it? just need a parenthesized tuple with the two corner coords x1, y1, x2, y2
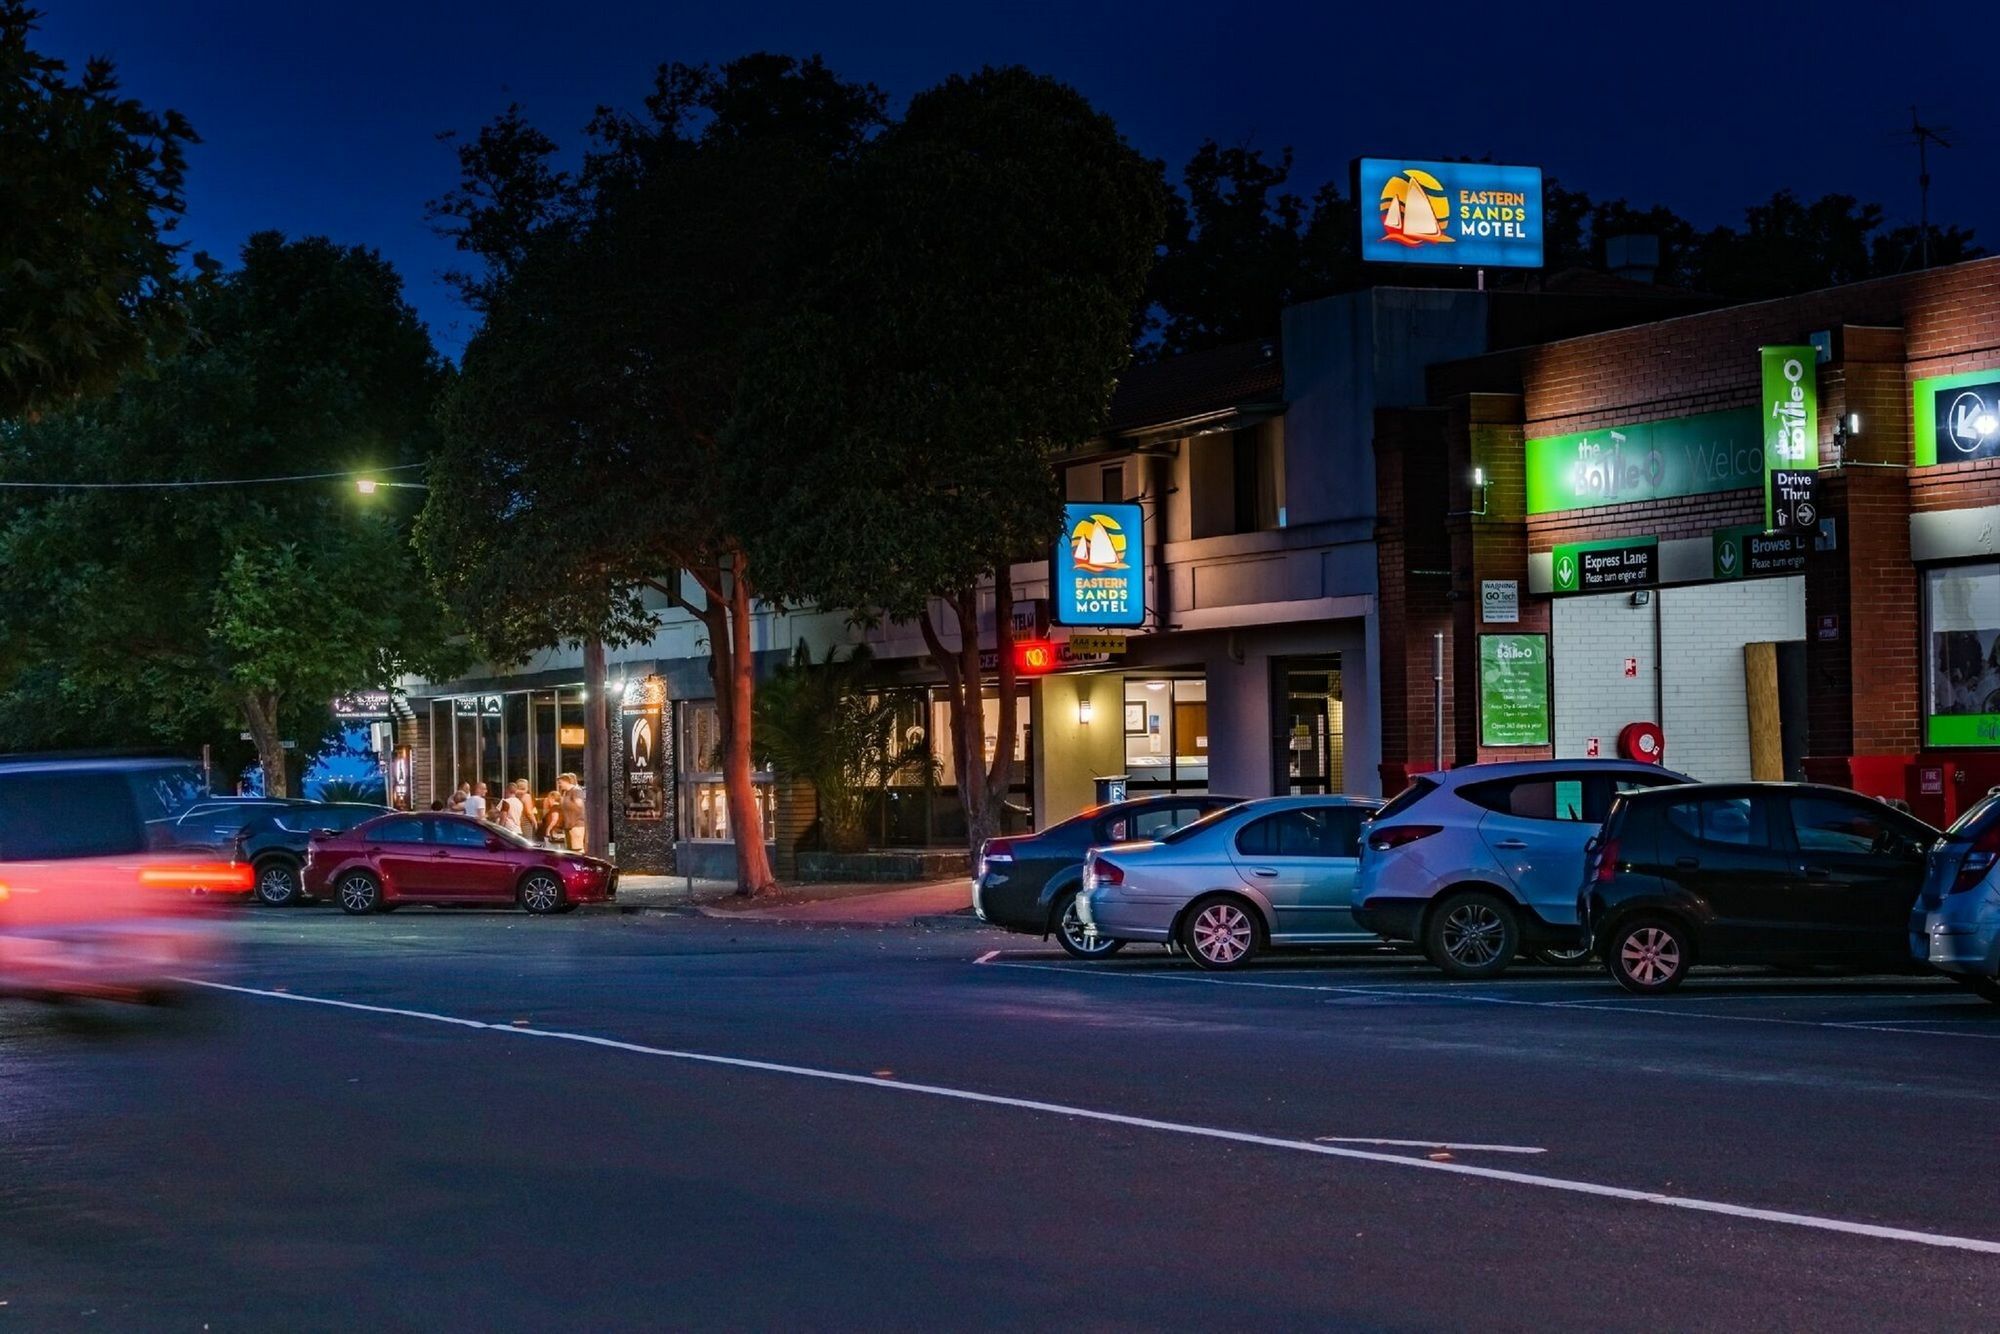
(1582, 782, 1938, 993)
(974, 794, 1244, 957)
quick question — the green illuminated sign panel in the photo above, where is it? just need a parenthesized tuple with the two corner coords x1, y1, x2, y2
(1551, 536, 1657, 594)
(1914, 367, 2000, 466)
(1525, 408, 1761, 515)
(1760, 345, 1818, 528)
(1479, 634, 1549, 748)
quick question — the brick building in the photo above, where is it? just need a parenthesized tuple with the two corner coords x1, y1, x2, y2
(1377, 254, 2000, 827)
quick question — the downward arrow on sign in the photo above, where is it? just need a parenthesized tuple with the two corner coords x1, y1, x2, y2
(1720, 542, 1737, 573)
(1556, 556, 1576, 585)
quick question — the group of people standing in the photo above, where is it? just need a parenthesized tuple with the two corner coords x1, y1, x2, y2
(440, 774, 587, 851)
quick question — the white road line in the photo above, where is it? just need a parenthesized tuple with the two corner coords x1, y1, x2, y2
(973, 950, 1000, 964)
(183, 977, 2000, 1257)
(1313, 1137, 1546, 1155)
(977, 959, 2000, 1040)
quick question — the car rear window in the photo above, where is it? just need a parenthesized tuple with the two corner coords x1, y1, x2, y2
(1163, 807, 1236, 845)
(1664, 796, 1768, 847)
(0, 770, 149, 859)
(1374, 777, 1439, 822)
(1947, 790, 2000, 837)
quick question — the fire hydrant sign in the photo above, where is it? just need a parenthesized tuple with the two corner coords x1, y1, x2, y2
(1479, 634, 1549, 748)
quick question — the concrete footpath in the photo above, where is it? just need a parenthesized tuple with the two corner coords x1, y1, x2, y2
(614, 874, 982, 929)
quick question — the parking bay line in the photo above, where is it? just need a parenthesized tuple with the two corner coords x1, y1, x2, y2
(184, 977, 2000, 1257)
(977, 958, 1999, 1040)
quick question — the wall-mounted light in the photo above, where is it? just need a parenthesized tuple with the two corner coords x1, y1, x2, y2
(1077, 697, 1095, 726)
(1470, 465, 1490, 517)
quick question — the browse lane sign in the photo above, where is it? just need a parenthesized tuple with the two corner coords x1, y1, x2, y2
(1551, 536, 1657, 594)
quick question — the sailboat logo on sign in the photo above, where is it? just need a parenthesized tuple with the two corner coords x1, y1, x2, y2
(1378, 169, 1454, 248)
(1068, 512, 1130, 572)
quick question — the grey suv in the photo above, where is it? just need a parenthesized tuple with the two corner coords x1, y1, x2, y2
(1352, 759, 1693, 978)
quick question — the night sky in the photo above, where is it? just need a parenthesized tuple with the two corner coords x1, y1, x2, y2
(44, 1, 1997, 357)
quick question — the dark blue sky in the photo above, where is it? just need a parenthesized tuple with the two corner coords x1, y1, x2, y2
(47, 1, 1996, 357)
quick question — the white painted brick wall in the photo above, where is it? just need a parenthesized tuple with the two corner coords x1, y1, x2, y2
(1553, 593, 1659, 761)
(1658, 577, 1805, 782)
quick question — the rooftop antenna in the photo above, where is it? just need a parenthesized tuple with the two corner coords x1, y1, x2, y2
(1907, 107, 1953, 269)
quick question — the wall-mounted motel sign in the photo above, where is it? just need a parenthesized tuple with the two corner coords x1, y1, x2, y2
(1761, 346, 1818, 530)
(1353, 158, 1544, 269)
(1054, 502, 1145, 627)
(1551, 536, 1656, 594)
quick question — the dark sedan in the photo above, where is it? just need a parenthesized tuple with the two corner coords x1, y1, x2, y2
(1583, 781, 1936, 993)
(973, 794, 1243, 957)
(233, 802, 388, 906)
(303, 813, 617, 915)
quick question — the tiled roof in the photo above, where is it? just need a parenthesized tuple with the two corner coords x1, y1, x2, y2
(1107, 338, 1283, 434)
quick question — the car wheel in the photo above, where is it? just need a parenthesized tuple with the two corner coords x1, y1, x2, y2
(335, 872, 381, 916)
(1531, 943, 1593, 967)
(1424, 891, 1520, 979)
(1607, 916, 1691, 994)
(1180, 895, 1260, 971)
(1949, 973, 2000, 1004)
(1053, 890, 1124, 960)
(253, 857, 301, 907)
(519, 871, 566, 915)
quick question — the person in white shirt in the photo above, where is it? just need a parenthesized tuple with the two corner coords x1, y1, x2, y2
(463, 782, 489, 821)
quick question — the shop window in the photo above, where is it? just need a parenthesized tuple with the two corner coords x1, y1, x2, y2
(557, 687, 587, 784)
(679, 700, 772, 842)
(1123, 677, 1208, 795)
(1927, 564, 2000, 746)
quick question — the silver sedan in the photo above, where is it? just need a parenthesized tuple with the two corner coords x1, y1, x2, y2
(1076, 795, 1384, 970)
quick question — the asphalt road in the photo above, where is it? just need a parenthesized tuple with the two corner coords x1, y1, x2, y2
(5, 905, 2000, 1331)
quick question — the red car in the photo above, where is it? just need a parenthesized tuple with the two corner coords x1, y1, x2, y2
(302, 813, 617, 915)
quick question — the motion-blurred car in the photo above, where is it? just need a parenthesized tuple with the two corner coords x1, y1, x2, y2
(1352, 759, 1694, 978)
(1586, 782, 1935, 993)
(0, 755, 240, 1002)
(1913, 787, 2000, 1003)
(1077, 795, 1382, 969)
(232, 803, 388, 906)
(302, 812, 617, 914)
(974, 794, 1244, 957)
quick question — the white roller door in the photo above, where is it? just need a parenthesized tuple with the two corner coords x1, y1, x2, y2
(1552, 592, 1659, 760)
(1658, 577, 1804, 781)
(1551, 577, 1805, 780)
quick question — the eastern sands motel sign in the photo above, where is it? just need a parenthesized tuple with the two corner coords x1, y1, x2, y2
(1055, 501, 1145, 628)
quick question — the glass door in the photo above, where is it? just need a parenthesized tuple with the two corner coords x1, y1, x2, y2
(1273, 657, 1345, 795)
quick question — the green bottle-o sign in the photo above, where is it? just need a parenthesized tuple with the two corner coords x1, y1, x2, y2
(1480, 635, 1549, 748)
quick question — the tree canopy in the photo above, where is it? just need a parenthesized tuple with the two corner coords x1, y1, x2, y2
(420, 53, 887, 883)
(733, 66, 1167, 851)
(0, 0, 196, 418)
(0, 233, 458, 792)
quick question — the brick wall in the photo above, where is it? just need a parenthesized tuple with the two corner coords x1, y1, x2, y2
(1379, 255, 2000, 791)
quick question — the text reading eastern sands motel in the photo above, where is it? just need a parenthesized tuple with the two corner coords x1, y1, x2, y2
(1068, 575, 1132, 620)
(1456, 188, 1530, 239)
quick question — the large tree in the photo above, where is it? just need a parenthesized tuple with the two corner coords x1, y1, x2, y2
(734, 66, 1167, 854)
(0, 233, 458, 792)
(421, 54, 885, 888)
(0, 0, 195, 418)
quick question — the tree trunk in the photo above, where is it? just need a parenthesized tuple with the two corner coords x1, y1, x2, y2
(721, 553, 777, 894)
(242, 689, 287, 797)
(695, 558, 778, 896)
(582, 635, 612, 859)
(920, 576, 1017, 859)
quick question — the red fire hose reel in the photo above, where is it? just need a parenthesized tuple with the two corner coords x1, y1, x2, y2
(1618, 721, 1665, 764)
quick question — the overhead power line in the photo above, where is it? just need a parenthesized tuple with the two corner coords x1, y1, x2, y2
(0, 463, 426, 491)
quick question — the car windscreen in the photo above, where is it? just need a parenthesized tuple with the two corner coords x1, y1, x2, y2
(1373, 777, 1439, 822)
(0, 769, 149, 859)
